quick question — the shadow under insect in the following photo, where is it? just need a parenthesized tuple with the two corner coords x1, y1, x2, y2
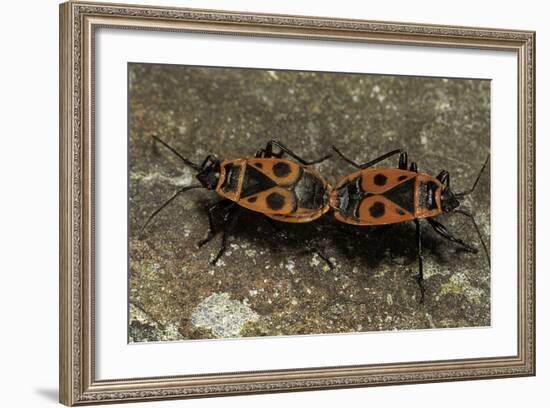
(205, 209, 485, 311)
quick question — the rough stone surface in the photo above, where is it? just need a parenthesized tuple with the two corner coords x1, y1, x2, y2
(191, 292, 259, 338)
(128, 63, 491, 342)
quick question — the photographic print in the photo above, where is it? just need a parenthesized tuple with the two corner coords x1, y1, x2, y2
(128, 63, 491, 342)
(61, 4, 536, 404)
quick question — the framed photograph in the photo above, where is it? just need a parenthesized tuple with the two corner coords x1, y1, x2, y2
(59, 1, 535, 405)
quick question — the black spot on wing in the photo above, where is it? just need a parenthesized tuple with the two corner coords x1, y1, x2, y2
(374, 173, 388, 186)
(254, 162, 263, 168)
(273, 162, 291, 178)
(266, 192, 285, 210)
(398, 175, 408, 181)
(247, 197, 257, 203)
(396, 208, 406, 215)
(241, 165, 277, 198)
(369, 201, 386, 218)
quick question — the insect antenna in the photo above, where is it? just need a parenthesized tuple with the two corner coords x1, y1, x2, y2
(454, 208, 490, 266)
(152, 135, 203, 172)
(455, 155, 490, 198)
(332, 146, 403, 169)
(139, 184, 202, 237)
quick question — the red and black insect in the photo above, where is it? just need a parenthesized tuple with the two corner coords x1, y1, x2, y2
(141, 136, 332, 264)
(330, 146, 490, 302)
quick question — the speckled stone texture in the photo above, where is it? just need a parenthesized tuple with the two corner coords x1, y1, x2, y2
(128, 63, 490, 342)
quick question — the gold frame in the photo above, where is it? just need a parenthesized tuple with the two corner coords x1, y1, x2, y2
(59, 1, 536, 405)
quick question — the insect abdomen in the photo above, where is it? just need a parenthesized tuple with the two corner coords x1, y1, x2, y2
(334, 176, 363, 219)
(293, 169, 329, 210)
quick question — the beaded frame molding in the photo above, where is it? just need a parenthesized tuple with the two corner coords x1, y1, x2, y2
(59, 1, 535, 405)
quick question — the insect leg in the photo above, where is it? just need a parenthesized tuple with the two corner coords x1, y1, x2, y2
(414, 218, 426, 303)
(300, 242, 334, 270)
(398, 152, 408, 170)
(264, 218, 334, 270)
(454, 209, 491, 266)
(332, 146, 404, 169)
(427, 218, 478, 254)
(199, 154, 218, 169)
(254, 148, 266, 158)
(210, 206, 241, 265)
(263, 140, 331, 165)
(409, 162, 418, 172)
(436, 170, 450, 187)
(197, 199, 235, 248)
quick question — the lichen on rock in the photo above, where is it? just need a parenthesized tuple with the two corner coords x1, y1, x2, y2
(190, 293, 260, 339)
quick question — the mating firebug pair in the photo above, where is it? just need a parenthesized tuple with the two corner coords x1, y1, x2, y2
(142, 137, 489, 301)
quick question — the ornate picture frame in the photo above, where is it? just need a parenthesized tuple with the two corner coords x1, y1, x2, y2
(59, 1, 535, 405)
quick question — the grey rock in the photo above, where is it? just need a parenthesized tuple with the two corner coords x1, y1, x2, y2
(191, 293, 259, 338)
